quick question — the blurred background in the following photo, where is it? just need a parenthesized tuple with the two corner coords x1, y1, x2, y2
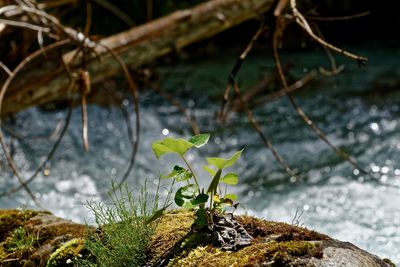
(0, 0, 399, 264)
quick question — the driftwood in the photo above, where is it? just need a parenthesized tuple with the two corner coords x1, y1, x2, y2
(2, 0, 275, 115)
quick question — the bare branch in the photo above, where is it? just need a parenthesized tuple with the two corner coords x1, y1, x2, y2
(306, 11, 371, 22)
(289, 0, 367, 65)
(219, 22, 268, 121)
(272, 16, 366, 173)
(232, 81, 300, 181)
(0, 40, 69, 207)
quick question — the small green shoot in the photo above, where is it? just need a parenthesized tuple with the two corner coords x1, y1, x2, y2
(4, 227, 35, 253)
(152, 133, 243, 227)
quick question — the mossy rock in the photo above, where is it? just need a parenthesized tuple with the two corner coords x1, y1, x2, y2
(147, 213, 393, 267)
(0, 209, 89, 267)
(0, 209, 395, 266)
(46, 238, 85, 267)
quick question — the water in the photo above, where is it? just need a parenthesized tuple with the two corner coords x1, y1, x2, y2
(1, 43, 399, 264)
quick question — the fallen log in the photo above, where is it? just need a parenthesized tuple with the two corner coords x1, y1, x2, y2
(2, 0, 275, 115)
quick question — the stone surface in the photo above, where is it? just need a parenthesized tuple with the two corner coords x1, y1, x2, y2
(0, 209, 395, 266)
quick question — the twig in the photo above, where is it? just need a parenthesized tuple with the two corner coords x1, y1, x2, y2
(289, 0, 367, 65)
(253, 70, 317, 106)
(0, 18, 50, 32)
(79, 69, 90, 152)
(311, 23, 344, 76)
(92, 0, 135, 27)
(98, 43, 140, 189)
(0, 83, 74, 198)
(306, 11, 371, 22)
(272, 16, 365, 173)
(0, 61, 12, 76)
(0, 40, 69, 207)
(231, 81, 300, 180)
(219, 22, 268, 121)
(84, 0, 92, 36)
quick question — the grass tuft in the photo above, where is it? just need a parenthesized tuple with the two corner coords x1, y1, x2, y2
(79, 181, 162, 267)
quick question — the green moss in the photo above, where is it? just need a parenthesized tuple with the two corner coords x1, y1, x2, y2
(3, 227, 35, 253)
(46, 238, 85, 267)
(383, 258, 396, 267)
(0, 246, 6, 260)
(170, 241, 322, 266)
(146, 210, 195, 262)
(0, 209, 48, 242)
(236, 215, 329, 242)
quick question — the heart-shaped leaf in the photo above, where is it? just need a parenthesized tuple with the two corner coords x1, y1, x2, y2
(207, 149, 243, 169)
(189, 133, 210, 148)
(152, 137, 194, 158)
(174, 184, 198, 207)
(162, 165, 192, 182)
(220, 173, 238, 185)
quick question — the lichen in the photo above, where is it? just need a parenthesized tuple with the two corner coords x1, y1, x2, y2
(46, 238, 85, 267)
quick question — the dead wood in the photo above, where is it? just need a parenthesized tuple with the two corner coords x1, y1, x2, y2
(1, 0, 275, 115)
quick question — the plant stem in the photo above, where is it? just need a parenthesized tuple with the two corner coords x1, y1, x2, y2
(181, 155, 201, 193)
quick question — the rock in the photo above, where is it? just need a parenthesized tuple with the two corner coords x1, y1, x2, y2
(0, 209, 395, 267)
(0, 209, 89, 266)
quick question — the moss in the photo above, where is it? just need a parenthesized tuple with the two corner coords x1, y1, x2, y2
(170, 241, 322, 266)
(46, 238, 85, 267)
(0, 210, 89, 266)
(146, 212, 326, 266)
(383, 258, 396, 267)
(0, 209, 48, 242)
(236, 215, 329, 242)
(0, 246, 6, 260)
(3, 227, 35, 253)
(146, 210, 195, 262)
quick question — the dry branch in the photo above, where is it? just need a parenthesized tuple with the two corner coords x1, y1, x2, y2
(2, 0, 275, 115)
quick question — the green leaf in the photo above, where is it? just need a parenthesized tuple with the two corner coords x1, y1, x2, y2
(152, 137, 194, 158)
(162, 165, 192, 182)
(206, 149, 243, 169)
(190, 194, 209, 206)
(203, 165, 216, 177)
(224, 193, 237, 201)
(220, 173, 238, 185)
(188, 133, 210, 148)
(174, 184, 198, 207)
(206, 169, 222, 194)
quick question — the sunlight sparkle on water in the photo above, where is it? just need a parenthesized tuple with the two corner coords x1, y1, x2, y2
(162, 128, 169, 135)
(370, 122, 380, 133)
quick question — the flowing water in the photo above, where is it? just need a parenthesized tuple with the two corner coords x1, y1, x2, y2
(1, 43, 399, 264)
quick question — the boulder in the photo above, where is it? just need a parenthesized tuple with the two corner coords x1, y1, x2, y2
(0, 209, 395, 267)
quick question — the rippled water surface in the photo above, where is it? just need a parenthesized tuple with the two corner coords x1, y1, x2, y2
(1, 44, 399, 264)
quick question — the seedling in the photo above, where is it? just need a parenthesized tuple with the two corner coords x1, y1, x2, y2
(152, 133, 242, 227)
